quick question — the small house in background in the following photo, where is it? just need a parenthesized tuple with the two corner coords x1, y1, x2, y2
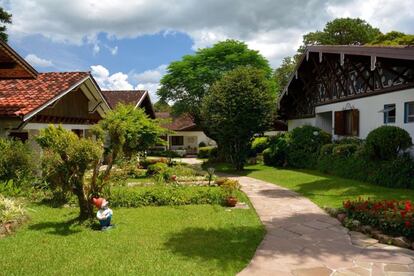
(0, 40, 111, 145)
(278, 45, 414, 139)
(155, 112, 215, 156)
(101, 90, 155, 118)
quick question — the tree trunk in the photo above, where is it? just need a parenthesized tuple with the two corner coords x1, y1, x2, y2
(73, 178, 93, 220)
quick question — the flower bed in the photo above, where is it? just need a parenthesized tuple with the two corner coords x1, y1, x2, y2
(343, 198, 414, 240)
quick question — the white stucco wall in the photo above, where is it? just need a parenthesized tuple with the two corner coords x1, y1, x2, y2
(316, 88, 414, 139)
(288, 88, 414, 139)
(170, 131, 216, 148)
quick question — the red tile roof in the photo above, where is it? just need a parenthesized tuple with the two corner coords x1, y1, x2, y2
(156, 112, 199, 131)
(101, 90, 147, 109)
(0, 72, 89, 117)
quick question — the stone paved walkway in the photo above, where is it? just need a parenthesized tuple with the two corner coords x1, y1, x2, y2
(233, 176, 414, 276)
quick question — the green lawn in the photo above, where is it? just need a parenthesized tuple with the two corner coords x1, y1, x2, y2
(214, 163, 414, 208)
(0, 204, 264, 275)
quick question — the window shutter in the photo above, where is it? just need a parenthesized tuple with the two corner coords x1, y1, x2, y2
(405, 102, 408, 123)
(351, 109, 359, 136)
(334, 111, 345, 135)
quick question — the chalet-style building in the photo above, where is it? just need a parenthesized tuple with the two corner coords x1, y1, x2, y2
(0, 41, 111, 142)
(155, 112, 215, 155)
(101, 90, 155, 118)
(278, 45, 414, 139)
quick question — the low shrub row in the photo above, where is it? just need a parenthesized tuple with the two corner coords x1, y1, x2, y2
(263, 125, 414, 189)
(197, 146, 218, 159)
(263, 125, 331, 168)
(343, 198, 414, 239)
(109, 185, 227, 207)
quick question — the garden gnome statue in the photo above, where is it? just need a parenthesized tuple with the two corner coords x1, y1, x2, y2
(93, 197, 113, 230)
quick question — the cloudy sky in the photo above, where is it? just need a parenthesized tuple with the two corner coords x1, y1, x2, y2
(1, 0, 413, 100)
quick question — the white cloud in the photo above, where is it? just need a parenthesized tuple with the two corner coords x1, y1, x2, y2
(24, 54, 54, 67)
(133, 64, 167, 101)
(6, 0, 414, 66)
(91, 64, 133, 90)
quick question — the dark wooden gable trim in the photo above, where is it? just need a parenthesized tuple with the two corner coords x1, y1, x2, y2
(279, 47, 414, 120)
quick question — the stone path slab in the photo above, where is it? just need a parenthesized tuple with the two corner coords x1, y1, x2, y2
(233, 176, 414, 276)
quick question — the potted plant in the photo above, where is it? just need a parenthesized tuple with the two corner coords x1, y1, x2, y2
(220, 179, 240, 207)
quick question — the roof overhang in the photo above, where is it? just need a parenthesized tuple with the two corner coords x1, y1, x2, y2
(278, 45, 414, 107)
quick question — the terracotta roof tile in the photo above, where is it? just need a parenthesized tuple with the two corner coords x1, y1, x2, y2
(0, 72, 89, 117)
(101, 90, 147, 109)
(155, 112, 199, 131)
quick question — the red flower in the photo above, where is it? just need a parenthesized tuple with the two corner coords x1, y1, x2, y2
(405, 221, 412, 228)
(405, 201, 412, 212)
(400, 210, 407, 219)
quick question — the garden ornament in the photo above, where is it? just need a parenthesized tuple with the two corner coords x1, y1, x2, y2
(93, 197, 113, 230)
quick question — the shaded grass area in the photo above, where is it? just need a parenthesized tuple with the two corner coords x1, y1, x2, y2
(212, 163, 414, 208)
(0, 204, 263, 275)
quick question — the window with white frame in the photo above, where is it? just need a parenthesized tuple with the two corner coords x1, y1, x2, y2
(383, 104, 396, 124)
(405, 102, 414, 123)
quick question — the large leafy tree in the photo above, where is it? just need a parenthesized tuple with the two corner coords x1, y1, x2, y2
(201, 67, 275, 170)
(369, 31, 414, 46)
(301, 18, 381, 49)
(153, 99, 172, 113)
(273, 56, 297, 97)
(276, 18, 382, 94)
(158, 40, 272, 127)
(0, 7, 11, 42)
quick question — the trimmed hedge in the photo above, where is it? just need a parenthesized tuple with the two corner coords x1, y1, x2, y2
(365, 126, 412, 160)
(109, 186, 227, 207)
(263, 125, 414, 189)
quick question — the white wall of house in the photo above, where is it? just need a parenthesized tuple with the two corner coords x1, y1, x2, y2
(288, 88, 414, 139)
(169, 131, 215, 150)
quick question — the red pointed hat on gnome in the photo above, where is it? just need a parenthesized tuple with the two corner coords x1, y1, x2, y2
(92, 197, 108, 208)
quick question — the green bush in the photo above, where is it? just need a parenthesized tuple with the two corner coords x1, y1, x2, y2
(365, 126, 412, 160)
(335, 137, 363, 145)
(198, 141, 207, 147)
(0, 138, 36, 185)
(287, 126, 331, 168)
(367, 154, 414, 189)
(197, 146, 218, 159)
(109, 186, 226, 207)
(146, 162, 168, 176)
(139, 158, 168, 169)
(147, 150, 180, 158)
(332, 144, 359, 158)
(251, 137, 269, 154)
(263, 133, 290, 166)
(320, 143, 335, 157)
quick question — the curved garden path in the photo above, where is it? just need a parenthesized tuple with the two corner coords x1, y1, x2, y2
(232, 176, 414, 276)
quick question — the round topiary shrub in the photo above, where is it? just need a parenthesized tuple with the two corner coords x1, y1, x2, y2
(287, 125, 332, 168)
(365, 126, 412, 160)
